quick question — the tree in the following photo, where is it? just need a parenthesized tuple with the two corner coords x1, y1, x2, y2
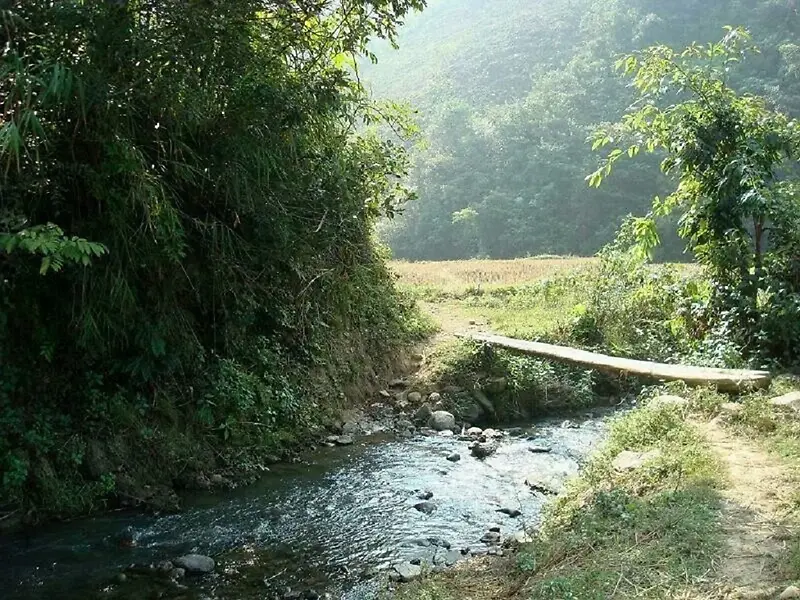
(589, 27, 800, 360)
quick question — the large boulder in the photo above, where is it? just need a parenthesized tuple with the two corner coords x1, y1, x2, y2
(770, 392, 800, 413)
(427, 411, 456, 431)
(173, 554, 215, 574)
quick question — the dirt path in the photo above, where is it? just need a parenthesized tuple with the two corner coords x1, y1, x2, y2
(700, 418, 798, 599)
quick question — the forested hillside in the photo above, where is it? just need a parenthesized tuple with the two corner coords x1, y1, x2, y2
(0, 1, 428, 521)
(365, 0, 800, 260)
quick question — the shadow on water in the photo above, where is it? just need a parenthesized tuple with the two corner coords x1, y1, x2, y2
(0, 413, 613, 599)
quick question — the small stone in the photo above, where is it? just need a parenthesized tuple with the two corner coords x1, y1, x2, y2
(488, 525, 501, 532)
(770, 392, 800, 413)
(525, 474, 564, 495)
(511, 530, 533, 544)
(480, 531, 501, 544)
(460, 547, 470, 555)
(467, 427, 483, 437)
(284, 591, 302, 600)
(427, 537, 451, 549)
(407, 391, 422, 404)
(379, 390, 391, 398)
(303, 590, 320, 600)
(446, 453, 461, 462)
(528, 445, 552, 454)
(413, 501, 436, 514)
(444, 549, 462, 566)
(428, 392, 442, 404)
(335, 435, 354, 446)
(169, 568, 185, 580)
(115, 573, 127, 584)
(560, 420, 579, 429)
(720, 402, 743, 419)
(391, 561, 422, 582)
(409, 557, 422, 565)
(481, 428, 500, 438)
(649, 395, 689, 409)
(389, 378, 408, 389)
(428, 411, 456, 431)
(416, 490, 433, 500)
(506, 427, 525, 437)
(210, 473, 225, 485)
(173, 554, 215, 574)
(157, 560, 174, 573)
(781, 587, 800, 600)
(438, 430, 454, 437)
(612, 449, 662, 472)
(496, 507, 522, 518)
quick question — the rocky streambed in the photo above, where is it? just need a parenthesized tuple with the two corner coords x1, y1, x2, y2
(1, 402, 612, 600)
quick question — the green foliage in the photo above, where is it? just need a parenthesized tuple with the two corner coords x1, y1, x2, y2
(592, 27, 800, 363)
(369, 0, 800, 261)
(0, 0, 429, 519)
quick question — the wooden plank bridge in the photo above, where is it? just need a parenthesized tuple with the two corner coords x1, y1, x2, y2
(457, 332, 772, 393)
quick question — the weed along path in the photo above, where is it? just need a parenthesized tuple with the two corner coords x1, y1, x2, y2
(701, 418, 798, 599)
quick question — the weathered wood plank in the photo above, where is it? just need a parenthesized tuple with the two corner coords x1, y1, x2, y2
(457, 333, 772, 392)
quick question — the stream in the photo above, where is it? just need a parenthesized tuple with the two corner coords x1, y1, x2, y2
(0, 414, 611, 600)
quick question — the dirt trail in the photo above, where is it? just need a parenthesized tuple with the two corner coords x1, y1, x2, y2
(701, 418, 798, 599)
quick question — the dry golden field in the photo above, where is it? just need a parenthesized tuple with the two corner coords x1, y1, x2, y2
(389, 256, 597, 289)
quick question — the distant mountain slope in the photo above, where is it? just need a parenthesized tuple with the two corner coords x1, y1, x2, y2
(362, 0, 800, 260)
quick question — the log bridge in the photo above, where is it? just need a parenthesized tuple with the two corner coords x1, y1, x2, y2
(456, 332, 772, 393)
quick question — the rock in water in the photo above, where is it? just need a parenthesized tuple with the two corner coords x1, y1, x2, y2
(390, 562, 422, 582)
(524, 474, 564, 495)
(528, 445, 552, 454)
(173, 554, 215, 574)
(466, 427, 483, 437)
(428, 392, 442, 404)
(413, 404, 433, 425)
(496, 507, 522, 518)
(416, 490, 433, 500)
(427, 410, 456, 431)
(480, 531, 501, 544)
(470, 442, 498, 459)
(334, 435, 354, 446)
(446, 453, 461, 462)
(413, 501, 436, 514)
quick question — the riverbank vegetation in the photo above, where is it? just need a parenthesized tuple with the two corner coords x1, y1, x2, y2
(0, 1, 434, 523)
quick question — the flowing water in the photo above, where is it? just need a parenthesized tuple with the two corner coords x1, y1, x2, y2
(0, 415, 611, 599)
